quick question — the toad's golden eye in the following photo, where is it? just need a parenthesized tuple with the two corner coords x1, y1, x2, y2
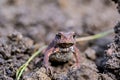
(56, 33, 61, 39)
(73, 34, 76, 38)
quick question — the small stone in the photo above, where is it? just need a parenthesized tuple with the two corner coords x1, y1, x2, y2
(85, 48, 96, 60)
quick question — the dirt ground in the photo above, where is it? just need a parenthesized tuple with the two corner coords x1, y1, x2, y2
(0, 0, 120, 80)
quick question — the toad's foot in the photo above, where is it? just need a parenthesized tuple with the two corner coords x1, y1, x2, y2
(71, 63, 80, 70)
(44, 64, 53, 75)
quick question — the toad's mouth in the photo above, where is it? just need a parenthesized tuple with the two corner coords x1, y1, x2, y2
(57, 43, 74, 48)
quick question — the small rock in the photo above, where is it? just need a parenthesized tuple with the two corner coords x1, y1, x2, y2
(85, 48, 96, 60)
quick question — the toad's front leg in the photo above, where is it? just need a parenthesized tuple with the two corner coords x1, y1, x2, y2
(72, 46, 80, 69)
(43, 47, 59, 72)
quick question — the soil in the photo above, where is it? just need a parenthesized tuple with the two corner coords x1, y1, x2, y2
(0, 0, 120, 80)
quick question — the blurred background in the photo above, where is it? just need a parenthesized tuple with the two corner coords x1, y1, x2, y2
(0, 0, 119, 44)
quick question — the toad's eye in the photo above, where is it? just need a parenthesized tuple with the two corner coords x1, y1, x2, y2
(56, 34, 61, 39)
(73, 34, 76, 38)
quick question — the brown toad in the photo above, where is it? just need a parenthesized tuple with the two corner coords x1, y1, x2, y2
(43, 32, 80, 71)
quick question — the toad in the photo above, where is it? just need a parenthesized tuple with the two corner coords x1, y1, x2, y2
(43, 32, 80, 71)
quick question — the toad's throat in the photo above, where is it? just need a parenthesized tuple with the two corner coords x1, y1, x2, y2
(57, 43, 74, 48)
